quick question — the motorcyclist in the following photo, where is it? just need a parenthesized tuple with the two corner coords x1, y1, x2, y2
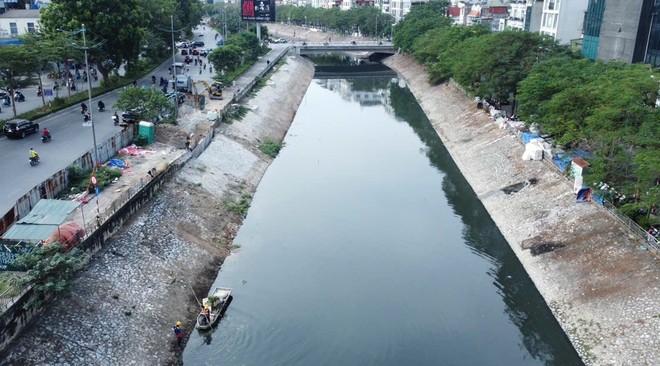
(98, 100, 105, 111)
(83, 111, 90, 122)
(81, 102, 88, 113)
(42, 128, 50, 138)
(29, 148, 39, 161)
(112, 112, 119, 125)
(151, 75, 156, 84)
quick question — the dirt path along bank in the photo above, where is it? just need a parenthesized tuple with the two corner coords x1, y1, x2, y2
(383, 54, 659, 366)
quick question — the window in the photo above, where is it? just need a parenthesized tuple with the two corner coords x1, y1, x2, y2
(27, 23, 35, 33)
(9, 22, 17, 36)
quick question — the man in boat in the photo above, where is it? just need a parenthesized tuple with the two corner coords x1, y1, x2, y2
(173, 321, 183, 344)
(202, 304, 211, 324)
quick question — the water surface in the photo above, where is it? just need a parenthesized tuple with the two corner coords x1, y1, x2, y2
(183, 76, 582, 366)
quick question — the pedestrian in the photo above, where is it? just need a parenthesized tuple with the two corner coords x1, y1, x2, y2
(173, 321, 183, 345)
(168, 66, 172, 75)
(185, 133, 192, 151)
(194, 58, 198, 66)
(199, 66, 202, 75)
(203, 63, 206, 70)
(209, 65, 212, 73)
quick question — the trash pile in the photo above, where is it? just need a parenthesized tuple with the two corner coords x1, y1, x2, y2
(118, 144, 154, 156)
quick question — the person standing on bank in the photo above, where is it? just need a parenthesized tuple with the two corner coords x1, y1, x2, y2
(173, 321, 183, 345)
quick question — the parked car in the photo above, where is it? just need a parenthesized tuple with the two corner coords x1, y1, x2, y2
(121, 111, 138, 124)
(3, 119, 39, 138)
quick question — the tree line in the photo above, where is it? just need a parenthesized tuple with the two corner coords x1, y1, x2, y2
(0, 0, 204, 94)
(395, 1, 659, 227)
(275, 5, 394, 38)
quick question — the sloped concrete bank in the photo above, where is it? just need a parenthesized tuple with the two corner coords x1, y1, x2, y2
(384, 54, 659, 365)
(0, 55, 315, 366)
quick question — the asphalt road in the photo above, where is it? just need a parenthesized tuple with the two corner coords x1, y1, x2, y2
(0, 25, 220, 216)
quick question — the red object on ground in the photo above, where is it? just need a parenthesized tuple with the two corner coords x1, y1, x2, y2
(44, 221, 86, 251)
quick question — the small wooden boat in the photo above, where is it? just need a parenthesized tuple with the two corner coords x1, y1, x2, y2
(195, 287, 233, 330)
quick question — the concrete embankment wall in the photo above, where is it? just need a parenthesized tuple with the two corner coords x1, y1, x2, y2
(0, 49, 293, 353)
(384, 54, 660, 365)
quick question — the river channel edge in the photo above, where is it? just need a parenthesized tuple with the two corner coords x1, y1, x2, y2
(0, 47, 657, 364)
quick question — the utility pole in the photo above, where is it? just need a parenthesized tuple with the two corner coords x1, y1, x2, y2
(171, 15, 178, 118)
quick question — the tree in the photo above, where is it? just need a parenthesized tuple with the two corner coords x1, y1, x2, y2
(0, 45, 39, 116)
(16, 242, 88, 309)
(209, 45, 242, 73)
(114, 87, 174, 123)
(40, 0, 150, 82)
(393, 1, 451, 52)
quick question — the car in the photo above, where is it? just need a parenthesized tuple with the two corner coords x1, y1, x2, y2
(3, 119, 39, 138)
(181, 49, 188, 56)
(193, 41, 204, 48)
(192, 49, 199, 56)
(184, 55, 193, 64)
(216, 40, 224, 47)
(199, 49, 210, 57)
(198, 33, 204, 37)
(121, 112, 138, 124)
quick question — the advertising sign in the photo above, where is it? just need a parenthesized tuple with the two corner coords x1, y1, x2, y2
(241, 0, 276, 22)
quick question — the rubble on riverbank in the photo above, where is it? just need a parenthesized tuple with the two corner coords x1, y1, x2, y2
(384, 54, 660, 366)
(0, 54, 315, 365)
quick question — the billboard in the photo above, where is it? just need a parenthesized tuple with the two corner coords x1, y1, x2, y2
(241, 0, 276, 22)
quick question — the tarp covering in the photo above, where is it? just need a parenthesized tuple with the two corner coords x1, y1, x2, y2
(44, 221, 85, 250)
(577, 187, 592, 203)
(552, 149, 594, 172)
(1, 199, 80, 242)
(107, 159, 126, 168)
(522, 132, 542, 144)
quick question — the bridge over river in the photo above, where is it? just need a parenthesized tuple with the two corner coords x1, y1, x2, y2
(294, 41, 396, 56)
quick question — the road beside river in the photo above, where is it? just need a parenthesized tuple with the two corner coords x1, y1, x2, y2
(0, 54, 315, 366)
(384, 54, 660, 366)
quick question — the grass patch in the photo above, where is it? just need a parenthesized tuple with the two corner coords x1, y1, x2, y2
(0, 272, 23, 298)
(225, 105, 248, 124)
(259, 137, 285, 158)
(57, 165, 123, 198)
(223, 193, 252, 218)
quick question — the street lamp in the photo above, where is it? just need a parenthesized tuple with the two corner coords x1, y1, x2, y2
(59, 25, 102, 166)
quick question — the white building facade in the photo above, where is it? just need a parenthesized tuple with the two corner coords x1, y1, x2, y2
(539, 0, 588, 44)
(0, 9, 40, 38)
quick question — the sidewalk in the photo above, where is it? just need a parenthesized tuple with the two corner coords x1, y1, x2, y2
(68, 45, 293, 236)
(0, 70, 103, 119)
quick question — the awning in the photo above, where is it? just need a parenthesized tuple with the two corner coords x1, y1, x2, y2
(1, 199, 80, 242)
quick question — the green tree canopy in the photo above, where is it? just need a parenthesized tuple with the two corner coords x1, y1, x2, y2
(114, 87, 174, 122)
(393, 1, 451, 52)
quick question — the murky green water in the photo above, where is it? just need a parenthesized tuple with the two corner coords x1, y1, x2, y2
(183, 75, 582, 366)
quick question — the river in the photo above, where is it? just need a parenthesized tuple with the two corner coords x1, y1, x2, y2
(183, 73, 583, 365)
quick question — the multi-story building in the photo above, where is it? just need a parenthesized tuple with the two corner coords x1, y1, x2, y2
(582, 0, 660, 68)
(390, 0, 428, 23)
(539, 0, 588, 44)
(506, 0, 543, 32)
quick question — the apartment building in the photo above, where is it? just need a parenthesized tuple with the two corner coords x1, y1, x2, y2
(506, 0, 543, 32)
(539, 0, 588, 44)
(582, 0, 659, 67)
(0, 9, 39, 38)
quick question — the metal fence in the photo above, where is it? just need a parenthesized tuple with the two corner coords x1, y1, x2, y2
(0, 287, 30, 313)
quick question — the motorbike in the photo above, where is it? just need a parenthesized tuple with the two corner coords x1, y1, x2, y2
(15, 92, 25, 102)
(81, 105, 88, 114)
(83, 113, 90, 123)
(41, 134, 51, 143)
(98, 103, 105, 112)
(2, 98, 10, 107)
(29, 156, 40, 166)
(112, 113, 119, 126)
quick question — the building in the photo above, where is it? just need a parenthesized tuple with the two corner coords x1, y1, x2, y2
(582, 0, 660, 68)
(0, 9, 39, 38)
(506, 0, 543, 32)
(539, 0, 588, 44)
(390, 0, 428, 23)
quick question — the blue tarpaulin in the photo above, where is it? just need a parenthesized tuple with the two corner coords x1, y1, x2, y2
(521, 132, 541, 144)
(552, 149, 594, 172)
(107, 159, 126, 168)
